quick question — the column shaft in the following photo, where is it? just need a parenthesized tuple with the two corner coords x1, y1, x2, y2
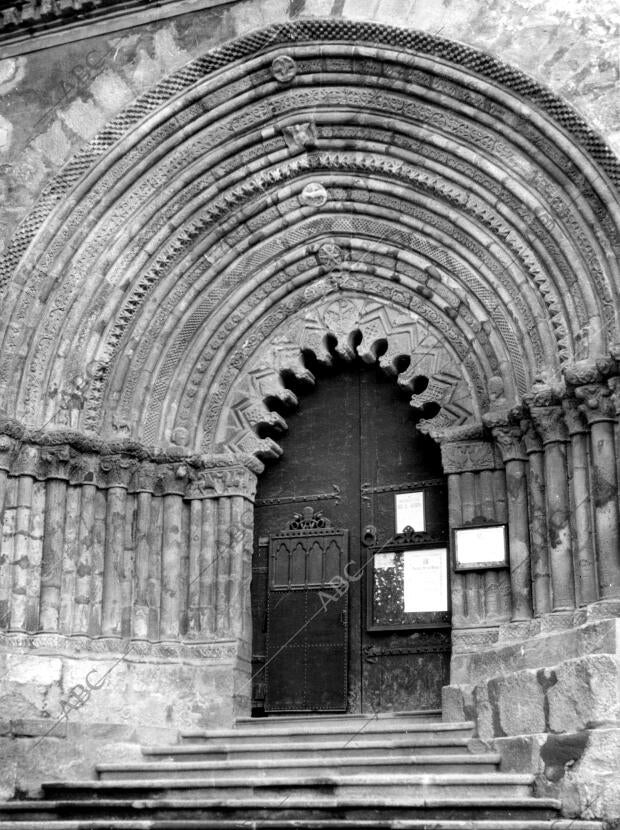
(132, 490, 152, 639)
(160, 493, 183, 639)
(102, 485, 127, 636)
(10, 475, 34, 631)
(187, 499, 203, 637)
(525, 445, 551, 614)
(39, 478, 68, 631)
(74, 483, 96, 634)
(542, 441, 575, 609)
(589, 419, 620, 598)
(504, 458, 533, 620)
(200, 499, 217, 636)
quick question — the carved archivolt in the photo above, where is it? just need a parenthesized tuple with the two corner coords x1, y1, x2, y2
(213, 295, 480, 458)
(0, 22, 619, 456)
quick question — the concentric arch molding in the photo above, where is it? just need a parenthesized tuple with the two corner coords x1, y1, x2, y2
(0, 20, 619, 454)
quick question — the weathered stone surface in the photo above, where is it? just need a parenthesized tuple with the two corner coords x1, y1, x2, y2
(452, 617, 620, 685)
(487, 670, 547, 737)
(0, 733, 145, 798)
(442, 684, 473, 722)
(547, 655, 620, 733)
(560, 727, 620, 819)
(461, 654, 620, 744)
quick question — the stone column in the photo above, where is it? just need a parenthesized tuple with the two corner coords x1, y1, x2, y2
(0, 437, 15, 630)
(186, 498, 203, 637)
(130, 464, 158, 640)
(484, 413, 533, 621)
(160, 465, 189, 640)
(562, 399, 597, 606)
(89, 488, 107, 635)
(200, 498, 217, 636)
(100, 456, 137, 637)
(10, 473, 34, 631)
(521, 420, 551, 615)
(186, 464, 257, 641)
(59, 483, 81, 633)
(575, 383, 620, 599)
(39, 447, 71, 632)
(436, 426, 504, 627)
(529, 402, 575, 611)
(73, 478, 97, 634)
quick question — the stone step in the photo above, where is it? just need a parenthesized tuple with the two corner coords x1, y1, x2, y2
(142, 734, 474, 762)
(0, 796, 568, 822)
(179, 720, 475, 745)
(0, 820, 606, 830)
(41, 773, 534, 801)
(234, 710, 442, 729)
(97, 752, 501, 780)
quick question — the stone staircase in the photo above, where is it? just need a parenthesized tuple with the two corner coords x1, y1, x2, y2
(0, 712, 604, 829)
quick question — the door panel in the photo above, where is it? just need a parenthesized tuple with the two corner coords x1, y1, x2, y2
(252, 360, 449, 715)
(265, 523, 349, 712)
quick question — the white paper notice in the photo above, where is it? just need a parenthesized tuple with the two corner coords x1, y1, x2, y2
(455, 525, 506, 566)
(374, 552, 396, 570)
(395, 491, 425, 533)
(403, 548, 448, 612)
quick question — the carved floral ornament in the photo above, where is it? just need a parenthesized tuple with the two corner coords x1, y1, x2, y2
(0, 22, 619, 457)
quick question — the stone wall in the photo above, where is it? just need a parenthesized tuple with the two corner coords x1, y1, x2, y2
(1, 0, 620, 815)
(0, 421, 258, 796)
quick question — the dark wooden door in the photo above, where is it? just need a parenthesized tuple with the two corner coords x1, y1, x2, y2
(251, 359, 449, 715)
(264, 513, 349, 711)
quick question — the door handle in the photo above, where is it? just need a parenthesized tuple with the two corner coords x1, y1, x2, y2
(339, 610, 348, 626)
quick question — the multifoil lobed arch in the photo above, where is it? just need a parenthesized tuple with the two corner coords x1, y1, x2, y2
(210, 294, 484, 459)
(0, 21, 619, 455)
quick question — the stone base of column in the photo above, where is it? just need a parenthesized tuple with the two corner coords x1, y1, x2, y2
(0, 632, 249, 736)
(450, 602, 619, 686)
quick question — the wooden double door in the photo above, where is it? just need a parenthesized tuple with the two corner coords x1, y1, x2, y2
(251, 360, 450, 714)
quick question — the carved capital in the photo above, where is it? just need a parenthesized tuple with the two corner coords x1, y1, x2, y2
(562, 398, 588, 435)
(489, 424, 527, 463)
(185, 465, 258, 500)
(440, 440, 499, 474)
(11, 444, 41, 477)
(0, 435, 21, 473)
(529, 406, 568, 445)
(524, 381, 564, 409)
(608, 376, 620, 416)
(39, 444, 86, 480)
(130, 462, 162, 494)
(574, 383, 616, 425)
(161, 463, 191, 497)
(520, 419, 543, 454)
(99, 455, 139, 489)
(425, 422, 484, 444)
(564, 359, 611, 387)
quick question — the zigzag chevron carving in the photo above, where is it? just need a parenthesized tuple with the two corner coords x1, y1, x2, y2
(217, 296, 479, 458)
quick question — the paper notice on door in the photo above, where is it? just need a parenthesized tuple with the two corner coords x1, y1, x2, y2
(395, 491, 425, 533)
(374, 552, 396, 570)
(403, 548, 448, 612)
